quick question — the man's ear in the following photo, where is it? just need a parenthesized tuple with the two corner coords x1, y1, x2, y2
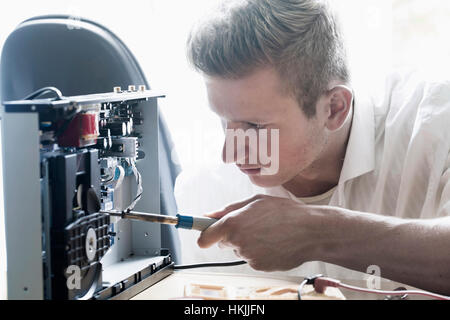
(324, 85, 353, 131)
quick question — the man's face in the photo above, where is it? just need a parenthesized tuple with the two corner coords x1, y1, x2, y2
(205, 67, 329, 188)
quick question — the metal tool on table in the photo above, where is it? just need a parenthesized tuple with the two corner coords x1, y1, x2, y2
(101, 210, 218, 231)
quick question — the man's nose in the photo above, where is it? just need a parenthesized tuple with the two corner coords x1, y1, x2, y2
(221, 122, 246, 164)
(222, 139, 246, 164)
(221, 127, 257, 165)
(221, 141, 229, 163)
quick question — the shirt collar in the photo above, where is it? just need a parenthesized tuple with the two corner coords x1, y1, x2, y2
(338, 89, 375, 186)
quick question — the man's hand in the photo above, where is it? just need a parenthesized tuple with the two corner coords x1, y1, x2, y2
(197, 194, 328, 271)
(197, 194, 450, 295)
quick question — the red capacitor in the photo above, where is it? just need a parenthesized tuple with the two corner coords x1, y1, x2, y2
(57, 112, 99, 148)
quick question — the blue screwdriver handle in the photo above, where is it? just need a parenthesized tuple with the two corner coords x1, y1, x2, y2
(176, 214, 218, 231)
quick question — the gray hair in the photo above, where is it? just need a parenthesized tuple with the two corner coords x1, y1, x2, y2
(186, 0, 350, 117)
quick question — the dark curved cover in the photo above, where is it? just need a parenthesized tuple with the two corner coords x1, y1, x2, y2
(0, 15, 182, 263)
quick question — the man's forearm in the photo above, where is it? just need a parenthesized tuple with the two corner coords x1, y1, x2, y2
(315, 206, 450, 295)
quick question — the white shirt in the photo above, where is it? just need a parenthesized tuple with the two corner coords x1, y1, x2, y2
(264, 71, 450, 279)
(176, 71, 450, 280)
(289, 186, 336, 206)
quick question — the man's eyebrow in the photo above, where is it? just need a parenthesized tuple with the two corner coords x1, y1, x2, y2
(211, 104, 274, 124)
(224, 115, 272, 124)
(224, 119, 271, 126)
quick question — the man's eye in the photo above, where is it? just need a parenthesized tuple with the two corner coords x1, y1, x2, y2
(247, 122, 265, 129)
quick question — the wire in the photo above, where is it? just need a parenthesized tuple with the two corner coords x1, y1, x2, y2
(297, 274, 323, 300)
(23, 87, 64, 101)
(173, 260, 247, 270)
(23, 87, 75, 139)
(125, 159, 143, 211)
(298, 279, 308, 300)
(171, 261, 450, 300)
(309, 276, 450, 300)
(101, 175, 115, 184)
(112, 165, 125, 190)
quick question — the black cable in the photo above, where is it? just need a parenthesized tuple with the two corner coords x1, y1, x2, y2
(101, 175, 115, 184)
(173, 260, 247, 270)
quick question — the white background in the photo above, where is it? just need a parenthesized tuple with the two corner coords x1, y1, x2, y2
(1, 0, 450, 299)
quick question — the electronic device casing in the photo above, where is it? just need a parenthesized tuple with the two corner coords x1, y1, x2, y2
(1, 88, 173, 300)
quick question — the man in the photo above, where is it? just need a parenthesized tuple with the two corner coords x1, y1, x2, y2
(186, 0, 450, 294)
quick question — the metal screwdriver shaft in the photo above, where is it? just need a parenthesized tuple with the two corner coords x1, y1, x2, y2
(101, 210, 217, 231)
(104, 210, 178, 225)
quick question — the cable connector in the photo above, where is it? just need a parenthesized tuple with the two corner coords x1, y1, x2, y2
(313, 277, 341, 294)
(120, 208, 131, 219)
(297, 274, 323, 300)
(299, 274, 450, 300)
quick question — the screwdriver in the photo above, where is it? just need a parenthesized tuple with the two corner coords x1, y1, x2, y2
(100, 210, 218, 231)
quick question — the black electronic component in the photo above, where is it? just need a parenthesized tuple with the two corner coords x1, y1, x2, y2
(102, 137, 138, 158)
(41, 149, 110, 299)
(96, 137, 108, 150)
(102, 121, 127, 136)
(4, 87, 168, 300)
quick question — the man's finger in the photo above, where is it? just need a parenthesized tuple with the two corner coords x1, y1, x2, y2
(197, 218, 228, 248)
(204, 194, 264, 219)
